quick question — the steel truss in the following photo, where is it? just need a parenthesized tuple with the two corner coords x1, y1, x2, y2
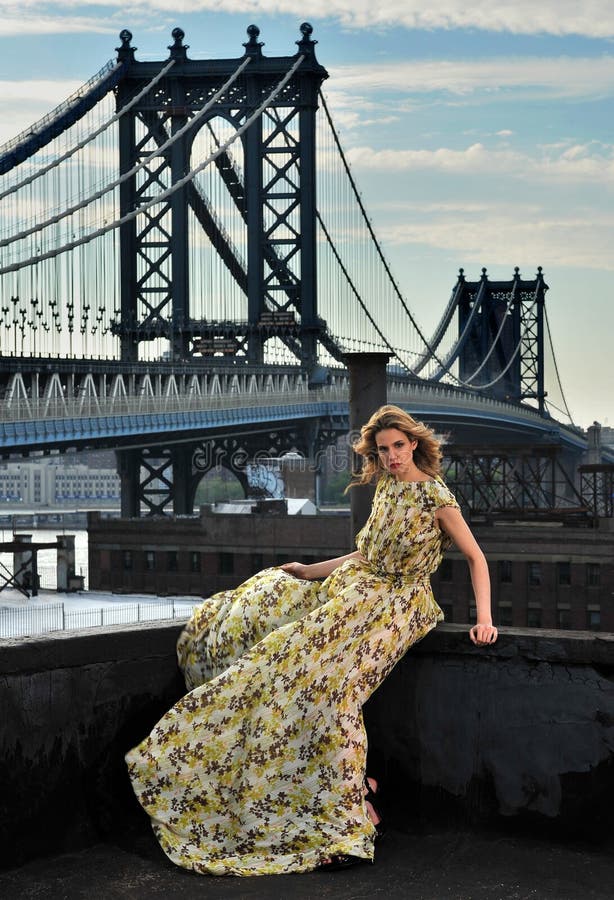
(111, 25, 329, 514)
(114, 25, 327, 366)
(455, 267, 547, 410)
(580, 465, 614, 523)
(117, 414, 346, 516)
(443, 445, 586, 519)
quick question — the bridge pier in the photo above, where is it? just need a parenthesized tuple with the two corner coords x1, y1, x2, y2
(116, 449, 140, 518)
(171, 445, 196, 515)
(345, 352, 391, 538)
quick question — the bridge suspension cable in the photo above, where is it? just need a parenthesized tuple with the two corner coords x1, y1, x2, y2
(410, 280, 463, 376)
(317, 89, 450, 375)
(317, 92, 497, 385)
(0, 60, 176, 203)
(316, 211, 414, 368)
(544, 305, 575, 424)
(0, 59, 123, 177)
(430, 281, 519, 385)
(0, 57, 251, 250)
(316, 92, 559, 407)
(0, 54, 301, 276)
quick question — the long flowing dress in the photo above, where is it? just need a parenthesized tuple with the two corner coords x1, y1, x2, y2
(125, 474, 459, 876)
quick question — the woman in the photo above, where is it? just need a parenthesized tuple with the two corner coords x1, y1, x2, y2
(125, 404, 497, 876)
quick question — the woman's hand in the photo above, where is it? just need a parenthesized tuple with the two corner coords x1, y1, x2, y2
(280, 561, 313, 580)
(469, 623, 498, 645)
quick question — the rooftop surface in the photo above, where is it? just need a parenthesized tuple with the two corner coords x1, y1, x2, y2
(2, 821, 613, 900)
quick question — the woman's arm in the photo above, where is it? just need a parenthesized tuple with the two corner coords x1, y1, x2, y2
(435, 506, 498, 646)
(280, 550, 363, 581)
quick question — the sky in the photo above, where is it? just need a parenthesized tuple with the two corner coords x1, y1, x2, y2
(0, 1, 613, 430)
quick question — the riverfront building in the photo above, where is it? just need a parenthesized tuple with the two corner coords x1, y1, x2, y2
(88, 507, 614, 632)
(0, 461, 120, 507)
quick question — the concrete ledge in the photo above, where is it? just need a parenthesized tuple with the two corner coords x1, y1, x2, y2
(365, 625, 614, 838)
(2, 622, 614, 870)
(3, 620, 613, 674)
(1, 621, 187, 870)
(0, 619, 186, 675)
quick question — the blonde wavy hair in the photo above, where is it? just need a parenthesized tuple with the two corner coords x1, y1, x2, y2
(349, 404, 442, 486)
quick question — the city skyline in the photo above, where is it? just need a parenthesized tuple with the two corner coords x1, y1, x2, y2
(0, 3, 613, 429)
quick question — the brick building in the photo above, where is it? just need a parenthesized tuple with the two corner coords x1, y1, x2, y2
(88, 504, 351, 598)
(432, 522, 614, 632)
(88, 509, 614, 632)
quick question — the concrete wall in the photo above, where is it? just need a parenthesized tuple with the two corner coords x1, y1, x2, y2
(2, 622, 614, 870)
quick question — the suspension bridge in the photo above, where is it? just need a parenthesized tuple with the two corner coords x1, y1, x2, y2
(0, 23, 610, 518)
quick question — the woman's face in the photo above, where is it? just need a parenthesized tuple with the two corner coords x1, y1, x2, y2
(375, 428, 418, 480)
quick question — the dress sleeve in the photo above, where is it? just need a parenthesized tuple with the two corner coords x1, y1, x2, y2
(430, 478, 460, 511)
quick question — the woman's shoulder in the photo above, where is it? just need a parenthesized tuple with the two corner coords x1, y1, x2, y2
(423, 477, 460, 510)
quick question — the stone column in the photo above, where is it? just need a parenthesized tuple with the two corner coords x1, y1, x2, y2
(13, 534, 34, 595)
(343, 352, 391, 539)
(116, 449, 140, 518)
(56, 535, 76, 591)
(586, 422, 602, 465)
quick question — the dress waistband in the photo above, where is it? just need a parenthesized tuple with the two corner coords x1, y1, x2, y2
(367, 566, 429, 588)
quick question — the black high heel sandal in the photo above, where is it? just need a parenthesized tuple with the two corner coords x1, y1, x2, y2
(364, 776, 386, 842)
(316, 778, 385, 872)
(317, 854, 369, 872)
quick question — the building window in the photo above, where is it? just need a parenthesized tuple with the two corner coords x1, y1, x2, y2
(439, 558, 453, 582)
(586, 564, 600, 587)
(251, 553, 264, 573)
(587, 609, 601, 631)
(497, 604, 512, 625)
(527, 607, 542, 628)
(498, 560, 513, 583)
(439, 602, 453, 622)
(528, 562, 541, 586)
(497, 605, 513, 627)
(219, 552, 234, 575)
(190, 551, 201, 573)
(122, 550, 133, 571)
(557, 561, 571, 586)
(145, 550, 156, 571)
(167, 551, 178, 572)
(556, 607, 571, 630)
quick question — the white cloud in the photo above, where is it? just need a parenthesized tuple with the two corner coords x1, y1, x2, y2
(378, 209, 614, 272)
(326, 56, 614, 102)
(1, 1, 614, 38)
(345, 142, 614, 184)
(0, 12, 119, 37)
(0, 80, 84, 103)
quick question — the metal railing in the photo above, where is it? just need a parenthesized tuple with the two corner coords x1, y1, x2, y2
(0, 382, 554, 426)
(0, 599, 197, 640)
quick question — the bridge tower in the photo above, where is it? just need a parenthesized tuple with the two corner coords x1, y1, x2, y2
(112, 24, 328, 515)
(114, 24, 327, 369)
(456, 267, 547, 412)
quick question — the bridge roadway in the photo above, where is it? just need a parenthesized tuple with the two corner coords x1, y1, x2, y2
(0, 361, 591, 458)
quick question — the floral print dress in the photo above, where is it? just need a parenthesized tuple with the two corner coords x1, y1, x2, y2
(125, 475, 459, 876)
